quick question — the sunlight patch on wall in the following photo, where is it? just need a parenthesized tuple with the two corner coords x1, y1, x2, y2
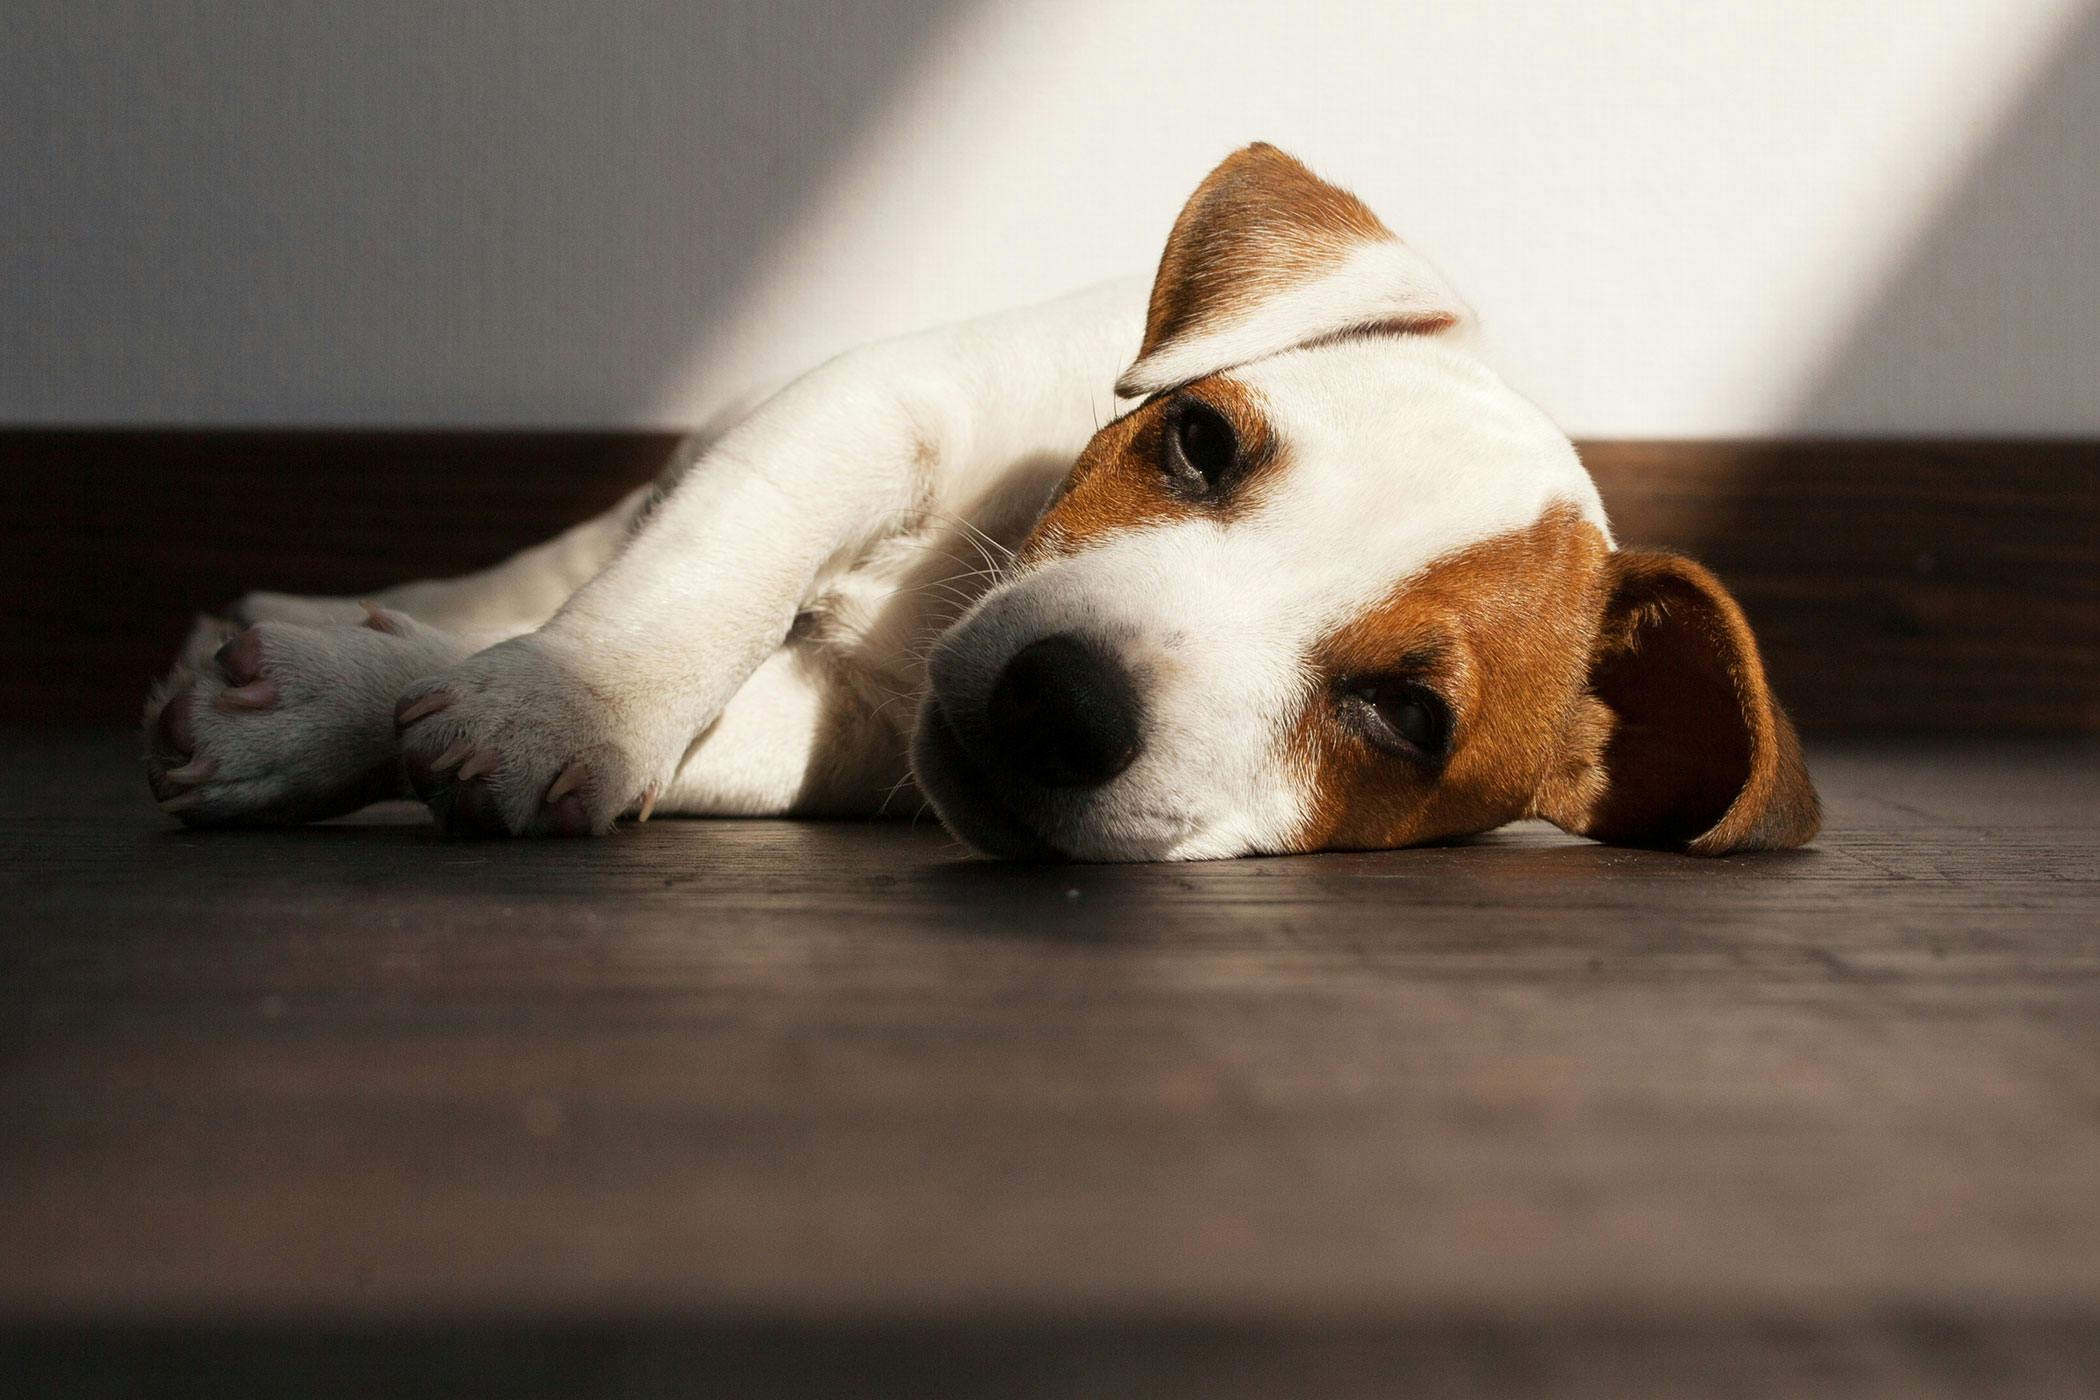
(654, 0, 2098, 437)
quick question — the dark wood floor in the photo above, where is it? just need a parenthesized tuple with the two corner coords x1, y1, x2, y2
(4, 732, 2098, 1397)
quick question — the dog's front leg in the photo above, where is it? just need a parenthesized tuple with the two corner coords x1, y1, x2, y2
(394, 349, 951, 835)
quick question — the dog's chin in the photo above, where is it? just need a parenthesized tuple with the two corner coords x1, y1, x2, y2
(909, 699, 1065, 861)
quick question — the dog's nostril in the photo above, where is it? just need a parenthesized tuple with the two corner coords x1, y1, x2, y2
(984, 635, 1142, 789)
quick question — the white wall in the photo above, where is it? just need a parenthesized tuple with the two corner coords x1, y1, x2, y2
(4, 0, 2095, 435)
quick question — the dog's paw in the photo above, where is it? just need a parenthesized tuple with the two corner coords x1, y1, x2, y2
(143, 609, 464, 827)
(393, 635, 668, 838)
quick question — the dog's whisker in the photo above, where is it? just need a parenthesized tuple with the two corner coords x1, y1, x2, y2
(876, 769, 919, 815)
(921, 509, 1018, 577)
(881, 526, 1014, 579)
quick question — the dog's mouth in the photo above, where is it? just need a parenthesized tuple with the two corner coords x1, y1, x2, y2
(911, 698, 1064, 861)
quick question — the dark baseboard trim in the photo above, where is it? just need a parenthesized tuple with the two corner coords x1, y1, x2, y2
(6, 431, 2094, 731)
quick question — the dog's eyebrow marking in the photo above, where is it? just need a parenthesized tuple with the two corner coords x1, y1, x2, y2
(1339, 643, 1448, 678)
(1018, 374, 1283, 563)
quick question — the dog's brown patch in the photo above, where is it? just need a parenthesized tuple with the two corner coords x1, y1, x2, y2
(1019, 375, 1281, 563)
(1288, 504, 1611, 852)
(1288, 517, 1821, 856)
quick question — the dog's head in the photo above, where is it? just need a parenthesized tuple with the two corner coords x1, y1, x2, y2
(913, 144, 1817, 861)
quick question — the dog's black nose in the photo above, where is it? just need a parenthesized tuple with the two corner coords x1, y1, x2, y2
(984, 635, 1142, 788)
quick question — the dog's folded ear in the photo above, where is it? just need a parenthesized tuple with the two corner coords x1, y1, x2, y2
(1116, 143, 1468, 398)
(1535, 550, 1821, 855)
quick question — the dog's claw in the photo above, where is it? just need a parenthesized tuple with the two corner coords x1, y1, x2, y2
(432, 740, 474, 774)
(545, 761, 588, 806)
(456, 749, 500, 782)
(216, 681, 279, 710)
(158, 793, 201, 815)
(163, 758, 217, 787)
(395, 692, 452, 730)
(636, 783, 659, 824)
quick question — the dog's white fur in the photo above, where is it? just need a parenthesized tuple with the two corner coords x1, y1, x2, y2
(146, 145, 1810, 860)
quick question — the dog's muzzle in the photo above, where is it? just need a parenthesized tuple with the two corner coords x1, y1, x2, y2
(911, 633, 1146, 858)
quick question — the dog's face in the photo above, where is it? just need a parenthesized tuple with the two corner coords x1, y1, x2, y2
(913, 144, 1818, 861)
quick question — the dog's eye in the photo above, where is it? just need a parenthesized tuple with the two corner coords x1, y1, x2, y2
(1338, 678, 1452, 764)
(1161, 399, 1238, 494)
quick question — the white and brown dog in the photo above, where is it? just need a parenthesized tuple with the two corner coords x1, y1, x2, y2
(145, 144, 1819, 861)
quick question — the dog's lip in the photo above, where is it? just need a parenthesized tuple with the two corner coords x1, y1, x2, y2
(916, 699, 1064, 861)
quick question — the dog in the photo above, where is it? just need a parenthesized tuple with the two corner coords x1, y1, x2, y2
(144, 144, 1819, 861)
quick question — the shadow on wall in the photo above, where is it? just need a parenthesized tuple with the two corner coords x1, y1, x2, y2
(2, 0, 974, 423)
(1641, 2, 2099, 732)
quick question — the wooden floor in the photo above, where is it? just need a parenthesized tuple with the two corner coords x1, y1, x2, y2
(4, 732, 2098, 1397)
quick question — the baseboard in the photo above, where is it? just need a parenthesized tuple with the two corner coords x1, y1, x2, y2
(6, 431, 2094, 731)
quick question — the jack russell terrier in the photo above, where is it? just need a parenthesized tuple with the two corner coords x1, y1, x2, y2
(145, 144, 1819, 861)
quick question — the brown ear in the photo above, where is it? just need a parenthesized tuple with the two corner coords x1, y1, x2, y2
(1537, 550, 1820, 855)
(1116, 143, 1467, 398)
